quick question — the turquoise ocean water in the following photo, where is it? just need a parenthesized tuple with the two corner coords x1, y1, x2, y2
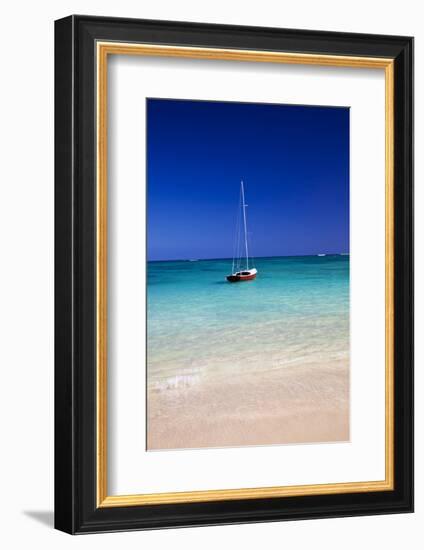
(147, 255, 349, 393)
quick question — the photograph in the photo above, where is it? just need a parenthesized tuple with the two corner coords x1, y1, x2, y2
(146, 98, 350, 450)
(50, 9, 413, 537)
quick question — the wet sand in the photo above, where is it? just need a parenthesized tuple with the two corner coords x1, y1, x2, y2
(147, 359, 349, 450)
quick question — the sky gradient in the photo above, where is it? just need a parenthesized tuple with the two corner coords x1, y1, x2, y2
(147, 98, 349, 261)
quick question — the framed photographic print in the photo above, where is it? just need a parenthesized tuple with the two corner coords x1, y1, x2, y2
(54, 15, 413, 534)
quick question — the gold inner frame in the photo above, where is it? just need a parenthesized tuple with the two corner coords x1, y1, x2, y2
(96, 42, 395, 508)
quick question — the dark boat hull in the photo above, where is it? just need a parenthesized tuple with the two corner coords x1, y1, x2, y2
(226, 273, 257, 282)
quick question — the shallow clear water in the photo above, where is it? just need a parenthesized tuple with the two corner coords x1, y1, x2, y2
(147, 255, 349, 392)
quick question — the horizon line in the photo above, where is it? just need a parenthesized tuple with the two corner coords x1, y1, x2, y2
(147, 252, 350, 263)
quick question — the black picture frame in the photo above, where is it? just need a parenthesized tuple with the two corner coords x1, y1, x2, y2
(55, 15, 413, 534)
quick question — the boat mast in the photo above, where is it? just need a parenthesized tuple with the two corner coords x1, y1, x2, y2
(241, 180, 249, 270)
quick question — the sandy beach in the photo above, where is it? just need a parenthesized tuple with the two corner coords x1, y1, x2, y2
(148, 358, 349, 450)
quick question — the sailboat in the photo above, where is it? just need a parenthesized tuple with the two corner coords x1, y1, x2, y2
(226, 181, 258, 282)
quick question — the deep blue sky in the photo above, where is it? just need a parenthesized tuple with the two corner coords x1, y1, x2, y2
(147, 98, 349, 261)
